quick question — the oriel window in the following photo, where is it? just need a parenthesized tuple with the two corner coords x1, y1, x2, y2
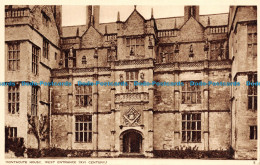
(247, 23, 257, 56)
(7, 42, 20, 71)
(8, 84, 20, 114)
(43, 38, 49, 59)
(248, 74, 257, 110)
(32, 45, 40, 75)
(31, 86, 38, 116)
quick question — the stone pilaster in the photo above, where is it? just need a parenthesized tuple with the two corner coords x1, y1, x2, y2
(110, 61, 116, 155)
(203, 60, 209, 150)
(67, 70, 73, 149)
(92, 48, 99, 156)
(146, 68, 154, 157)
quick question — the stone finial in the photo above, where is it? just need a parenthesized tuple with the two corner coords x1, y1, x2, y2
(190, 44, 193, 53)
(151, 8, 154, 19)
(134, 5, 137, 10)
(208, 17, 210, 26)
(174, 18, 177, 29)
(105, 25, 107, 34)
(76, 27, 79, 37)
(117, 11, 120, 22)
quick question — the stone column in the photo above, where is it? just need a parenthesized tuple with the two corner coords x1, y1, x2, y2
(92, 48, 99, 156)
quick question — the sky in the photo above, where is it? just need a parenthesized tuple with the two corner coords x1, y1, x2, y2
(62, 6, 230, 26)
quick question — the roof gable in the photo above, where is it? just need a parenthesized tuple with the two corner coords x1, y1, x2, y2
(81, 26, 103, 48)
(179, 17, 205, 42)
(123, 10, 145, 35)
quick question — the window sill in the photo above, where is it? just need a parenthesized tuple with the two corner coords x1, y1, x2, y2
(74, 106, 92, 108)
(7, 113, 20, 116)
(181, 141, 202, 143)
(74, 142, 92, 144)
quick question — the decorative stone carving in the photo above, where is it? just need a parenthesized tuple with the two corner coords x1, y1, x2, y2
(174, 41, 179, 53)
(189, 44, 194, 58)
(69, 47, 73, 57)
(123, 107, 141, 126)
(204, 39, 209, 51)
(119, 74, 124, 82)
(140, 72, 144, 80)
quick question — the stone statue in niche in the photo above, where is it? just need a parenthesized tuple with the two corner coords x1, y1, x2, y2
(162, 52, 166, 63)
(119, 74, 124, 82)
(204, 39, 209, 51)
(148, 37, 153, 49)
(94, 47, 98, 57)
(130, 47, 134, 56)
(189, 44, 193, 53)
(110, 39, 116, 51)
(58, 58, 63, 68)
(219, 42, 225, 60)
(69, 47, 74, 57)
(140, 73, 144, 80)
(174, 41, 179, 53)
(189, 44, 194, 58)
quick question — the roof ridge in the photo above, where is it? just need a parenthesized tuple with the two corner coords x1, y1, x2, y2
(155, 16, 184, 20)
(99, 22, 117, 25)
(62, 24, 86, 28)
(200, 13, 229, 16)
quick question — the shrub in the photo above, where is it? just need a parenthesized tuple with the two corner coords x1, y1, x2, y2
(27, 148, 93, 158)
(5, 137, 25, 157)
(154, 147, 234, 159)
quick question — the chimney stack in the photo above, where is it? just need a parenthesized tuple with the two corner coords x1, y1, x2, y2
(86, 5, 92, 28)
(184, 6, 199, 22)
(93, 6, 100, 29)
(86, 5, 100, 29)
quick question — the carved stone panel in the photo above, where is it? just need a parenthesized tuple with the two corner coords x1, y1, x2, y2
(123, 107, 141, 126)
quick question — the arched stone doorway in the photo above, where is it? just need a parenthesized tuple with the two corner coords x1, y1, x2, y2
(120, 130, 143, 153)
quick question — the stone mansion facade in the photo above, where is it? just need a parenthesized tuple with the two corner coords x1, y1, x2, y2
(5, 5, 257, 159)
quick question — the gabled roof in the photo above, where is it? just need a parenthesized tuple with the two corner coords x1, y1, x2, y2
(61, 10, 229, 38)
(155, 16, 184, 30)
(62, 25, 87, 38)
(179, 16, 205, 30)
(200, 13, 229, 27)
(99, 22, 117, 34)
(81, 25, 103, 38)
(124, 9, 146, 23)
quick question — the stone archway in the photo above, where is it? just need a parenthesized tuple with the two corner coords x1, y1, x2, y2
(120, 130, 143, 154)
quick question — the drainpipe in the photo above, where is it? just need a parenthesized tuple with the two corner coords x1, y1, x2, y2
(49, 87, 52, 147)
